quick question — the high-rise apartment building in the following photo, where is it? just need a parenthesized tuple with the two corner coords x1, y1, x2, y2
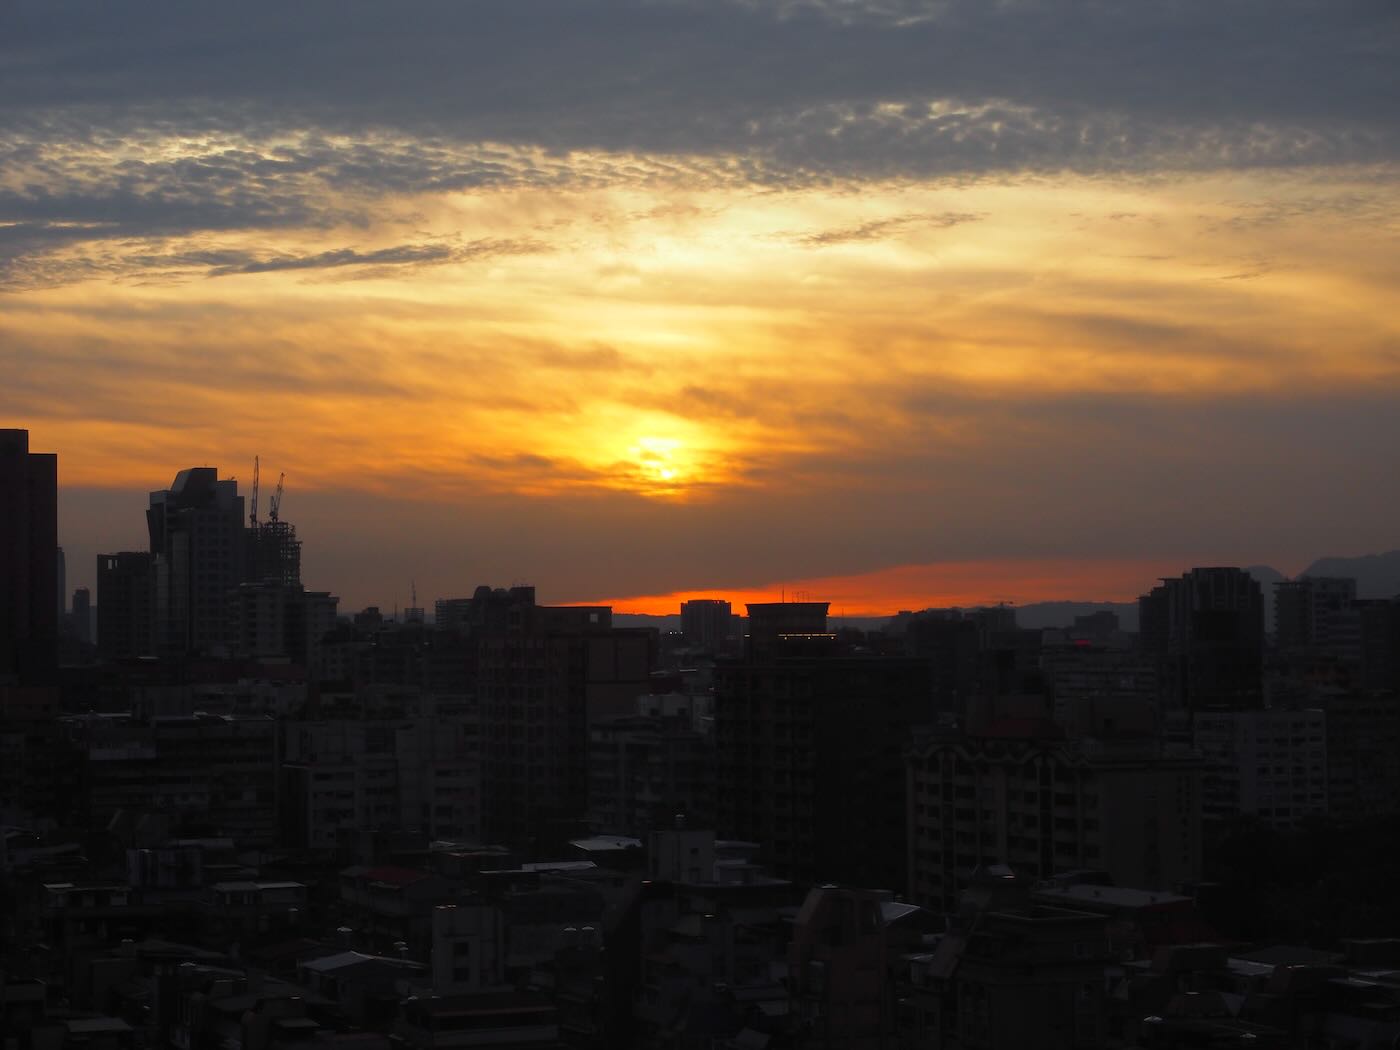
(97, 551, 156, 660)
(147, 467, 245, 655)
(1139, 567, 1265, 711)
(680, 598, 732, 650)
(475, 591, 653, 852)
(0, 429, 59, 684)
(716, 609, 937, 893)
(1179, 707, 1327, 831)
(1275, 577, 1359, 659)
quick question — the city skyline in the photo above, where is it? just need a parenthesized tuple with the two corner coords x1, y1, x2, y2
(38, 456, 1394, 613)
(6, 1, 1399, 612)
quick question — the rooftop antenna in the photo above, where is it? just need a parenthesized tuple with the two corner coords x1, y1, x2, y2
(411, 581, 418, 608)
(249, 456, 260, 527)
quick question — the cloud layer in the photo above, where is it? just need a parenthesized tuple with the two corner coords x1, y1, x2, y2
(5, 0, 1399, 608)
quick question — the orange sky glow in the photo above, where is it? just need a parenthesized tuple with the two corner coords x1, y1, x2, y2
(5, 1, 1399, 609)
(593, 558, 1198, 618)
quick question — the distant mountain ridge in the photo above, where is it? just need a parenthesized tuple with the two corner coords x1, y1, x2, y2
(1299, 550, 1400, 598)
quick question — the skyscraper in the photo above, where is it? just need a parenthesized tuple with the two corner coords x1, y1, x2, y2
(0, 429, 59, 684)
(147, 467, 244, 655)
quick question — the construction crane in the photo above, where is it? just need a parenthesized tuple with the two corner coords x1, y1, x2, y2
(269, 472, 285, 522)
(249, 456, 260, 527)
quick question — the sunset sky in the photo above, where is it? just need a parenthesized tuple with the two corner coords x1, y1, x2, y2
(5, 1, 1398, 614)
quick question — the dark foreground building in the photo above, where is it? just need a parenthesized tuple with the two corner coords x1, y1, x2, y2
(0, 429, 58, 685)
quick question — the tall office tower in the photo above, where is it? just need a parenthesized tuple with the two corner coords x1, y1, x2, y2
(97, 552, 156, 660)
(147, 468, 245, 655)
(680, 598, 732, 650)
(1139, 567, 1265, 711)
(71, 587, 92, 645)
(0, 429, 59, 684)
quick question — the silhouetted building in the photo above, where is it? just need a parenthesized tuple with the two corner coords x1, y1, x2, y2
(245, 519, 301, 586)
(97, 551, 156, 660)
(476, 590, 653, 852)
(680, 598, 732, 650)
(1073, 609, 1121, 639)
(715, 629, 936, 892)
(905, 613, 982, 713)
(0, 429, 59, 684)
(228, 580, 338, 664)
(147, 467, 245, 655)
(1139, 568, 1265, 711)
(746, 601, 831, 660)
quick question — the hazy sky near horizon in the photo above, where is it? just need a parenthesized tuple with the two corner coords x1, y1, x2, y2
(6, 1, 1399, 612)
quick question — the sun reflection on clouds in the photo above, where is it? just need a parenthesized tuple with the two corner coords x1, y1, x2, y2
(3, 151, 1400, 510)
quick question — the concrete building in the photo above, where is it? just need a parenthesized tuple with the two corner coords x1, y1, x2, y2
(789, 885, 896, 1049)
(228, 580, 339, 664)
(475, 592, 653, 853)
(745, 601, 832, 661)
(1275, 577, 1359, 657)
(715, 634, 938, 893)
(147, 467, 245, 655)
(1311, 692, 1400, 823)
(907, 711, 1203, 912)
(97, 551, 155, 661)
(77, 712, 278, 845)
(1139, 567, 1265, 711)
(430, 902, 508, 994)
(915, 871, 1113, 1050)
(277, 706, 482, 849)
(0, 429, 59, 684)
(680, 598, 732, 651)
(587, 700, 713, 837)
(1041, 644, 1159, 729)
(1182, 707, 1327, 830)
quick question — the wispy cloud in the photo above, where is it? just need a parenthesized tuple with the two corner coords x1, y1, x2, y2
(792, 210, 981, 246)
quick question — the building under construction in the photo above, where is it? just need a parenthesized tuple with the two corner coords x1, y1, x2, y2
(244, 458, 302, 586)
